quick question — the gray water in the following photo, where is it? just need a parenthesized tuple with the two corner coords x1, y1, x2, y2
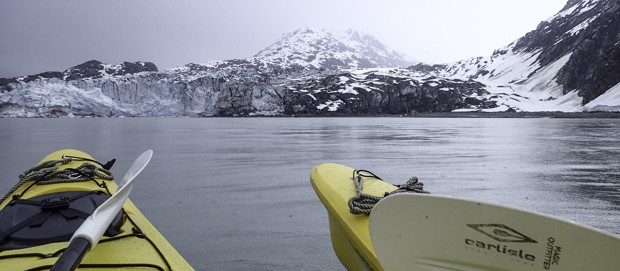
(1, 118, 619, 270)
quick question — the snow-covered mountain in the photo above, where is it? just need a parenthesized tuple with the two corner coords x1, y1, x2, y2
(1, 0, 620, 117)
(439, 0, 620, 112)
(253, 28, 413, 70)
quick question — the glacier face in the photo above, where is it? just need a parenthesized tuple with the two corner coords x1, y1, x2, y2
(0, 68, 286, 117)
(0, 63, 496, 117)
(2, 0, 620, 118)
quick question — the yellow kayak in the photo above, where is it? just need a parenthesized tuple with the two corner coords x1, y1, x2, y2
(310, 163, 398, 271)
(0, 149, 194, 271)
(313, 163, 620, 271)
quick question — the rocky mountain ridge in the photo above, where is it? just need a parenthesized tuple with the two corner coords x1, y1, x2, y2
(2, 0, 619, 117)
(0, 60, 157, 89)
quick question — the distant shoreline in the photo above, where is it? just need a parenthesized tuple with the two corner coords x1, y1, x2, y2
(280, 111, 620, 118)
(406, 111, 620, 118)
(3, 111, 620, 119)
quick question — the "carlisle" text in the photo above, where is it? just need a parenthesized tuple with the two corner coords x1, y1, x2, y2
(465, 239, 536, 261)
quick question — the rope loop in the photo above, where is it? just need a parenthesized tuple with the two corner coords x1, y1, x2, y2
(348, 169, 430, 215)
(386, 176, 430, 196)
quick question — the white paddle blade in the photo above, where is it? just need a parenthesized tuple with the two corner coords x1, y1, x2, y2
(369, 193, 620, 271)
(71, 149, 153, 248)
(119, 149, 153, 188)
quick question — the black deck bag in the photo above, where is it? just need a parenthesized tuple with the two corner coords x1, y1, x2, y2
(0, 191, 124, 251)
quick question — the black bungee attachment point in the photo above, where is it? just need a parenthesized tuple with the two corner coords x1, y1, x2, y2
(102, 159, 116, 170)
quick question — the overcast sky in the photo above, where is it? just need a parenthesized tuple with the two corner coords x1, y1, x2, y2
(0, 0, 568, 78)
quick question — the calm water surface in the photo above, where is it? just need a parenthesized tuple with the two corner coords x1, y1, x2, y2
(1, 118, 619, 270)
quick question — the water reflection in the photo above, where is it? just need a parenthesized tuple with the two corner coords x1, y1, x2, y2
(0, 118, 619, 271)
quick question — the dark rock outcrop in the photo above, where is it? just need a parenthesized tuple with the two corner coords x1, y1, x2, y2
(64, 60, 158, 80)
(63, 60, 107, 80)
(557, 1, 620, 103)
(283, 71, 494, 116)
(407, 63, 448, 73)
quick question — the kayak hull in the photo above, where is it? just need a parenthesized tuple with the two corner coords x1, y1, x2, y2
(310, 163, 396, 271)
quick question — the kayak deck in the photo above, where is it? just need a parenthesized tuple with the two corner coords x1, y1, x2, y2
(0, 149, 193, 271)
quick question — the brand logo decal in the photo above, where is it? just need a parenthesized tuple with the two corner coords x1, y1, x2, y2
(467, 224, 537, 243)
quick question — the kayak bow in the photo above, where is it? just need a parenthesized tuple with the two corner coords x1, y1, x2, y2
(0, 149, 194, 271)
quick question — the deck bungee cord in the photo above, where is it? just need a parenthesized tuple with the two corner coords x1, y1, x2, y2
(1, 155, 120, 252)
(0, 155, 115, 205)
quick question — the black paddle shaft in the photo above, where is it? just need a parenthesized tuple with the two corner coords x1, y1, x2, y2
(51, 237, 91, 271)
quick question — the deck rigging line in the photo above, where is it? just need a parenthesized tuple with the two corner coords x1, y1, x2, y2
(348, 169, 430, 215)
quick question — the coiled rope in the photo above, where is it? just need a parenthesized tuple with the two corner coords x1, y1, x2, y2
(0, 155, 115, 205)
(348, 169, 430, 215)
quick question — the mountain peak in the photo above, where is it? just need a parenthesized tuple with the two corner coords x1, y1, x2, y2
(253, 28, 413, 70)
(343, 29, 384, 49)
